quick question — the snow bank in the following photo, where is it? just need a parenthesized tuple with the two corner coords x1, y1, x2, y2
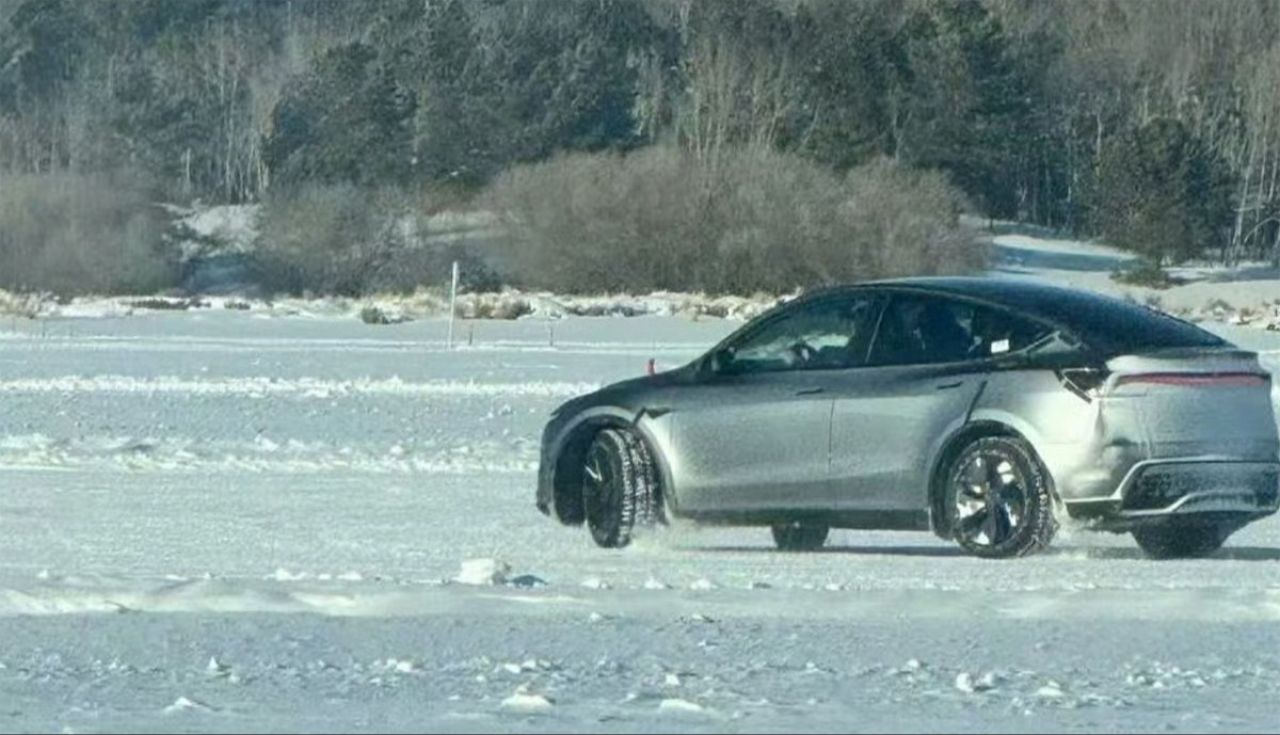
(454, 559, 512, 586)
(0, 432, 540, 475)
(0, 289, 56, 319)
(3, 576, 1279, 621)
(0, 375, 597, 399)
(21, 289, 785, 324)
(991, 230, 1280, 329)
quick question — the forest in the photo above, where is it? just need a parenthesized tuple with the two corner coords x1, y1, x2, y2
(2, 0, 1280, 296)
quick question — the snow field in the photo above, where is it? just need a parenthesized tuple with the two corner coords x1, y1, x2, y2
(1, 266, 1280, 730)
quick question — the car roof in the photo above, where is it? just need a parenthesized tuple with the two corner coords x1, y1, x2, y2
(804, 276, 1226, 354)
(855, 275, 1117, 309)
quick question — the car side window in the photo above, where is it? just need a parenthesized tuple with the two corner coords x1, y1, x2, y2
(969, 302, 1053, 357)
(719, 295, 882, 374)
(869, 295, 1051, 367)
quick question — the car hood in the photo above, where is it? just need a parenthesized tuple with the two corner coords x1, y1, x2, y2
(554, 362, 698, 417)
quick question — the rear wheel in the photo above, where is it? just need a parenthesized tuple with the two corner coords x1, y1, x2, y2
(771, 523, 829, 551)
(945, 436, 1056, 559)
(582, 427, 660, 548)
(1132, 524, 1228, 559)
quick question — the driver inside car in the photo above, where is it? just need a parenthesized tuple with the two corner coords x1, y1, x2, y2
(914, 300, 973, 362)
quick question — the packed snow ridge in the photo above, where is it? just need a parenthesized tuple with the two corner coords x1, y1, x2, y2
(0, 375, 597, 399)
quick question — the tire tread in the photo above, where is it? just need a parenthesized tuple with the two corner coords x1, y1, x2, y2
(585, 427, 660, 548)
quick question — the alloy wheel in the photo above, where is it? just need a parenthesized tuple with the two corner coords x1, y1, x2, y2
(952, 449, 1029, 548)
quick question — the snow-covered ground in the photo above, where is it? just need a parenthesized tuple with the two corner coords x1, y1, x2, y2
(992, 229, 1280, 325)
(4, 222, 1280, 731)
(2, 302, 1280, 733)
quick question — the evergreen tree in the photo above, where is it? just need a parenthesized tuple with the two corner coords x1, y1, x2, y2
(1093, 118, 1232, 264)
(893, 0, 1031, 218)
(266, 41, 416, 188)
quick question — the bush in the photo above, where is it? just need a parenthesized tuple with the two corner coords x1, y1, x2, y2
(485, 146, 980, 294)
(125, 297, 209, 311)
(1110, 260, 1186, 289)
(841, 158, 985, 280)
(0, 173, 175, 295)
(257, 184, 504, 297)
(459, 292, 534, 320)
(358, 305, 413, 325)
(0, 289, 50, 318)
(258, 184, 393, 296)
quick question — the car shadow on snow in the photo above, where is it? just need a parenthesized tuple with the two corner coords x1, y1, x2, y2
(1214, 546, 1280, 561)
(682, 545, 1280, 561)
(1047, 546, 1280, 561)
(688, 545, 966, 558)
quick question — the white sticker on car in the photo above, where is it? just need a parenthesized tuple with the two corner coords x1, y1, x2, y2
(991, 338, 1010, 354)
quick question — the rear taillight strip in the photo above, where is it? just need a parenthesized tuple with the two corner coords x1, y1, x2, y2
(1115, 372, 1269, 388)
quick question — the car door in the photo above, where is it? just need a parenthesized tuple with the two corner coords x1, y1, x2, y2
(670, 293, 883, 514)
(828, 292, 991, 511)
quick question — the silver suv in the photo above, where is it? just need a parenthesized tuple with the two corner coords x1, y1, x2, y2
(536, 278, 1280, 559)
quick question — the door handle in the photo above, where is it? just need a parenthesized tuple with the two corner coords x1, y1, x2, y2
(935, 381, 964, 391)
(795, 387, 825, 396)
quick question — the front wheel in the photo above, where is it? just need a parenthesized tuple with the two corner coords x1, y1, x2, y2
(582, 427, 660, 548)
(1132, 524, 1228, 559)
(944, 436, 1056, 559)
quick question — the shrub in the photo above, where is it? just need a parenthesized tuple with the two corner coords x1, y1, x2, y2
(460, 293, 534, 320)
(0, 289, 50, 318)
(257, 184, 482, 297)
(126, 297, 209, 310)
(258, 184, 389, 296)
(0, 172, 175, 295)
(359, 305, 411, 325)
(485, 146, 980, 294)
(840, 158, 984, 280)
(1110, 260, 1185, 289)
(1203, 297, 1234, 313)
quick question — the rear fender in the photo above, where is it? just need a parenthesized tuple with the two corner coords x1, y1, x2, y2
(927, 409, 1064, 538)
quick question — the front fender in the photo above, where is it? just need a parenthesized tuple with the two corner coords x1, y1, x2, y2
(538, 404, 677, 524)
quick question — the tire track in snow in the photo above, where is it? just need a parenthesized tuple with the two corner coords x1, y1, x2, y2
(0, 335, 711, 357)
(0, 375, 599, 398)
(0, 433, 539, 475)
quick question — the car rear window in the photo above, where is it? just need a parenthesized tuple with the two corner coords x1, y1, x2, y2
(1026, 291, 1225, 354)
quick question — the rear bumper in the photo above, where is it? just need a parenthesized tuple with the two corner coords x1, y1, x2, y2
(1064, 458, 1280, 528)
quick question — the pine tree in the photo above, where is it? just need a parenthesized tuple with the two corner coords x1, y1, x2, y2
(893, 0, 1032, 219)
(1093, 118, 1232, 264)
